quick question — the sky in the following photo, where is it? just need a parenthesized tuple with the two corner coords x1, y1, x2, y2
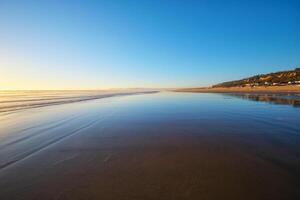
(0, 0, 300, 90)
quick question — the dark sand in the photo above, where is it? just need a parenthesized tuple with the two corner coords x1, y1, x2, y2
(0, 92, 299, 200)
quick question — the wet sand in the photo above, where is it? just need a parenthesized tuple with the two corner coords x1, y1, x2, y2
(0, 92, 299, 200)
(0, 90, 158, 114)
(175, 85, 300, 93)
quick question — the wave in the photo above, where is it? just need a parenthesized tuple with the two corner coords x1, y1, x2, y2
(0, 90, 158, 115)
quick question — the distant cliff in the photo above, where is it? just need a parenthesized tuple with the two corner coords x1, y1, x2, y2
(213, 68, 300, 88)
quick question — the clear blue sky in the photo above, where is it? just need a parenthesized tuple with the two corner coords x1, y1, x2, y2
(0, 0, 300, 89)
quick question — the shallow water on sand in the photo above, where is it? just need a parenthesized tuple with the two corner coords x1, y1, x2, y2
(0, 90, 155, 114)
(0, 92, 299, 200)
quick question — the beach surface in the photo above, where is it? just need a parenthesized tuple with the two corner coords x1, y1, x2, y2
(175, 85, 300, 93)
(0, 92, 299, 200)
(0, 90, 157, 114)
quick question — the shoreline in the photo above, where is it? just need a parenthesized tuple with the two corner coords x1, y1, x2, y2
(0, 92, 299, 199)
(174, 85, 300, 94)
(0, 90, 159, 115)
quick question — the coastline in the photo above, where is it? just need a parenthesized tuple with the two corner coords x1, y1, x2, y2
(0, 92, 299, 199)
(174, 85, 300, 93)
(0, 90, 159, 115)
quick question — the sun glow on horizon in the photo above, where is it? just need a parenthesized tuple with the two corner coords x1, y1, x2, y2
(1, 1, 299, 90)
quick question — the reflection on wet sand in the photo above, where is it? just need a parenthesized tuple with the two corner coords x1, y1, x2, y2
(0, 92, 299, 200)
(225, 93, 300, 107)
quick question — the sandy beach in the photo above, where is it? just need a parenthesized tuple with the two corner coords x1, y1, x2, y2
(2, 1, 300, 199)
(175, 85, 300, 93)
(0, 92, 299, 200)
